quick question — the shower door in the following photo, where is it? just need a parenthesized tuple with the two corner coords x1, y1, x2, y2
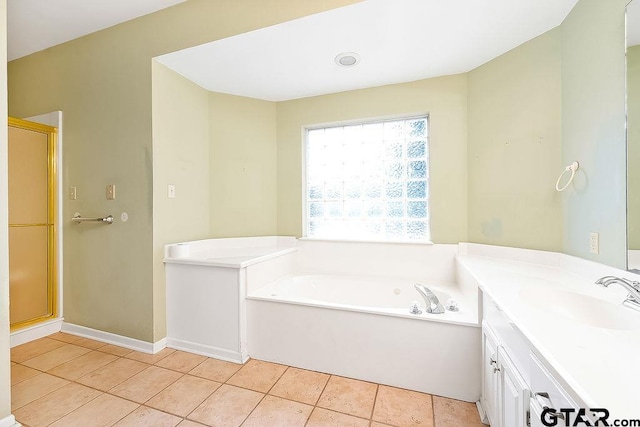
(8, 117, 57, 329)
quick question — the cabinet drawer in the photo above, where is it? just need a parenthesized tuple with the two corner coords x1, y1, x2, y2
(483, 293, 531, 382)
(530, 353, 578, 411)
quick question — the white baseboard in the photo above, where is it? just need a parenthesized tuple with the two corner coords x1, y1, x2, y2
(61, 323, 166, 355)
(0, 414, 20, 427)
(476, 400, 489, 425)
(166, 337, 247, 364)
(10, 318, 63, 348)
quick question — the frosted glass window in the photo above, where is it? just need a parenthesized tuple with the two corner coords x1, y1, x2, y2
(305, 116, 430, 241)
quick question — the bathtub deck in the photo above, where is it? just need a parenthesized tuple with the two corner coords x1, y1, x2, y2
(10, 332, 486, 427)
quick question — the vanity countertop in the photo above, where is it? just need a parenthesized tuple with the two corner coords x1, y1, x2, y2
(457, 253, 640, 420)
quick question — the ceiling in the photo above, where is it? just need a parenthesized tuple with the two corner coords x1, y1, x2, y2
(7, 0, 580, 100)
(8, 0, 186, 61)
(157, 0, 579, 102)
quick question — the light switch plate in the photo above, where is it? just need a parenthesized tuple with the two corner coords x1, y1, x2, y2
(106, 184, 116, 200)
(589, 232, 599, 254)
(168, 184, 175, 199)
(69, 186, 77, 200)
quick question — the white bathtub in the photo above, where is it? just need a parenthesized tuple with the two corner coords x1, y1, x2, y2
(249, 274, 477, 326)
(246, 273, 481, 401)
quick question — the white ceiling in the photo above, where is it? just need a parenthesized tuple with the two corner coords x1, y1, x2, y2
(157, 0, 579, 102)
(8, 0, 186, 61)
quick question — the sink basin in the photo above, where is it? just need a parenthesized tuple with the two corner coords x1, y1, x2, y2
(519, 288, 640, 330)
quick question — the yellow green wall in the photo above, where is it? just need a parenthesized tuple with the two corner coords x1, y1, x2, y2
(628, 45, 640, 250)
(209, 92, 277, 237)
(561, 0, 627, 268)
(152, 62, 211, 338)
(467, 29, 562, 251)
(0, 0, 10, 419)
(7, 0, 362, 342)
(276, 75, 468, 243)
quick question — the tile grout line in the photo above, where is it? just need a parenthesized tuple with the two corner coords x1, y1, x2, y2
(236, 362, 293, 426)
(369, 382, 380, 422)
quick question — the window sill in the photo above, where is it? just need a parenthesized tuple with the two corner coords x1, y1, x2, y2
(298, 237, 434, 245)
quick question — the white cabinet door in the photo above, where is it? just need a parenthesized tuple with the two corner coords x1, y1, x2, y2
(499, 347, 529, 427)
(482, 322, 500, 427)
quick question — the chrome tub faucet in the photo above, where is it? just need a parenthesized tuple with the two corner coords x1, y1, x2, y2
(414, 283, 445, 314)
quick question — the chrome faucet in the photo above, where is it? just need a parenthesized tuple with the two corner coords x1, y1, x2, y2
(414, 283, 445, 314)
(595, 276, 640, 311)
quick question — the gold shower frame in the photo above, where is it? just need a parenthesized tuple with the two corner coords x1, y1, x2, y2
(8, 117, 58, 330)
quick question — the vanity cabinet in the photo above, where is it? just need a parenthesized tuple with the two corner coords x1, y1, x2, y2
(482, 321, 529, 427)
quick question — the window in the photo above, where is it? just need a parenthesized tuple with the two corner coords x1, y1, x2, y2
(304, 116, 430, 242)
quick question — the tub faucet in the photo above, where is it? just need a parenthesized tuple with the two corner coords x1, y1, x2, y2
(595, 276, 640, 311)
(414, 284, 445, 314)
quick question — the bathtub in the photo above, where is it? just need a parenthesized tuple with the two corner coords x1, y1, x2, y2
(246, 272, 481, 402)
(249, 274, 477, 326)
(165, 237, 482, 401)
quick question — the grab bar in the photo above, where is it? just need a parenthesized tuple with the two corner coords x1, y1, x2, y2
(72, 214, 114, 224)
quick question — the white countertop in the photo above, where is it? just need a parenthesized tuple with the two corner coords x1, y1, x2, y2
(457, 254, 640, 420)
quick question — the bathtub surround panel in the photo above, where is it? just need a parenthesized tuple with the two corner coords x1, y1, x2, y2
(165, 264, 247, 363)
(561, 0, 627, 268)
(295, 239, 458, 283)
(467, 29, 562, 252)
(247, 300, 481, 402)
(8, 0, 361, 344)
(152, 62, 211, 340)
(276, 74, 468, 243)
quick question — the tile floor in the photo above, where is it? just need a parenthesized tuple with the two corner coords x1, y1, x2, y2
(10, 333, 487, 427)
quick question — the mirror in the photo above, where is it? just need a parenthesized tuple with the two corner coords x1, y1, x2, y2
(628, 0, 640, 272)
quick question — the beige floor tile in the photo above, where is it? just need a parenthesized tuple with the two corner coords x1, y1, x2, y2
(188, 384, 263, 427)
(10, 338, 67, 363)
(73, 337, 108, 350)
(21, 343, 92, 371)
(433, 396, 486, 427)
(49, 393, 139, 427)
(11, 373, 69, 410)
(371, 423, 394, 426)
(306, 407, 370, 427)
(11, 363, 40, 385)
(155, 350, 207, 373)
(372, 385, 433, 427)
(317, 376, 378, 418)
(13, 382, 102, 427)
(177, 421, 207, 427)
(98, 343, 134, 357)
(269, 367, 330, 405)
(77, 357, 149, 391)
(109, 365, 183, 403)
(146, 374, 221, 417)
(188, 357, 242, 382)
(125, 347, 176, 364)
(113, 406, 182, 427)
(48, 332, 83, 344)
(226, 359, 287, 393)
(48, 350, 118, 380)
(242, 395, 312, 427)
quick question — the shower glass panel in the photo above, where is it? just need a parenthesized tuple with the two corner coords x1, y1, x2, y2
(8, 118, 57, 329)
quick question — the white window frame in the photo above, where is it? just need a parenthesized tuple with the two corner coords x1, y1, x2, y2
(301, 114, 431, 244)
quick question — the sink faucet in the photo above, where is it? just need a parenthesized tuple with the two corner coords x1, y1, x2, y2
(414, 284, 445, 314)
(595, 276, 640, 311)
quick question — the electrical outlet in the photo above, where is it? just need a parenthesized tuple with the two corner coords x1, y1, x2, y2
(168, 184, 175, 199)
(589, 232, 599, 254)
(106, 184, 116, 200)
(69, 186, 77, 200)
